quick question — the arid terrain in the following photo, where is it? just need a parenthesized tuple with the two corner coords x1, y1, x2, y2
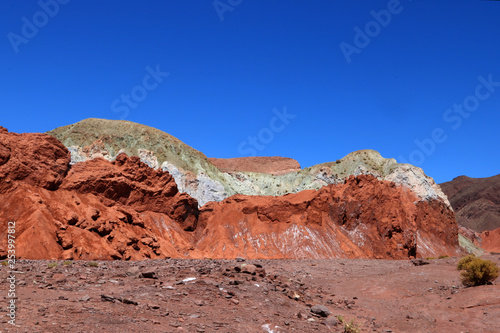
(1, 255, 499, 333)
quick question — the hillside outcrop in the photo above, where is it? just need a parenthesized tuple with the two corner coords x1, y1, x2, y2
(0, 125, 462, 260)
(195, 175, 459, 259)
(440, 175, 500, 232)
(441, 174, 500, 252)
(47, 119, 450, 209)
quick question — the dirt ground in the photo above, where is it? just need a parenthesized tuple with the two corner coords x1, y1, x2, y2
(1, 255, 499, 333)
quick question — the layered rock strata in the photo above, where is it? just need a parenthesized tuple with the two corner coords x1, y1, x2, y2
(0, 126, 461, 260)
(47, 119, 450, 210)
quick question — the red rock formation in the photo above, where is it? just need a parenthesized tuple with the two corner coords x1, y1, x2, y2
(195, 175, 460, 259)
(0, 126, 70, 191)
(208, 156, 301, 175)
(0, 129, 199, 260)
(0, 181, 194, 260)
(60, 153, 199, 231)
(0, 128, 461, 260)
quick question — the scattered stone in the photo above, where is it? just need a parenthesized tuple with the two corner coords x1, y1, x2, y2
(121, 298, 138, 305)
(53, 274, 67, 283)
(325, 315, 339, 326)
(182, 277, 196, 283)
(411, 259, 430, 266)
(79, 295, 90, 302)
(236, 257, 245, 262)
(126, 266, 140, 276)
(101, 294, 115, 302)
(241, 264, 257, 275)
(310, 304, 330, 317)
(229, 279, 244, 285)
(139, 271, 157, 279)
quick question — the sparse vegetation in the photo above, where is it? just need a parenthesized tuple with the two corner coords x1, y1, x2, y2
(457, 254, 476, 270)
(337, 315, 360, 333)
(426, 257, 436, 260)
(1, 261, 8, 266)
(344, 319, 360, 333)
(63, 260, 73, 266)
(88, 261, 99, 267)
(344, 319, 361, 333)
(47, 262, 58, 269)
(457, 255, 499, 287)
(438, 255, 449, 259)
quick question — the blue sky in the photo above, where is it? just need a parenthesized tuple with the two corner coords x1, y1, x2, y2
(1, 0, 499, 183)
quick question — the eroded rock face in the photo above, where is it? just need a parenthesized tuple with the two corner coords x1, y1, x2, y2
(0, 126, 461, 260)
(0, 126, 70, 191)
(0, 129, 199, 260)
(195, 175, 460, 259)
(0, 181, 196, 260)
(60, 153, 199, 231)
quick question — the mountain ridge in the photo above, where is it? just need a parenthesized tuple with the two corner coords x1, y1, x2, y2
(440, 174, 500, 253)
(47, 118, 450, 209)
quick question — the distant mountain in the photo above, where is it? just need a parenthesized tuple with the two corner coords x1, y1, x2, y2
(440, 174, 500, 232)
(440, 174, 500, 253)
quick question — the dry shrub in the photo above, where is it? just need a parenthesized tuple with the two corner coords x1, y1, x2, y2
(457, 255, 499, 287)
(457, 254, 476, 270)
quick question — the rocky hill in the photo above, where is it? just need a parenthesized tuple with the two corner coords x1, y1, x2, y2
(0, 124, 462, 260)
(441, 174, 500, 253)
(440, 175, 500, 232)
(47, 119, 450, 209)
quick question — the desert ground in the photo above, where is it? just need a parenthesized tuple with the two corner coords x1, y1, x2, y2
(1, 255, 499, 333)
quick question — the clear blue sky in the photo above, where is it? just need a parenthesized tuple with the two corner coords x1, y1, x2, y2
(1, 0, 499, 183)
